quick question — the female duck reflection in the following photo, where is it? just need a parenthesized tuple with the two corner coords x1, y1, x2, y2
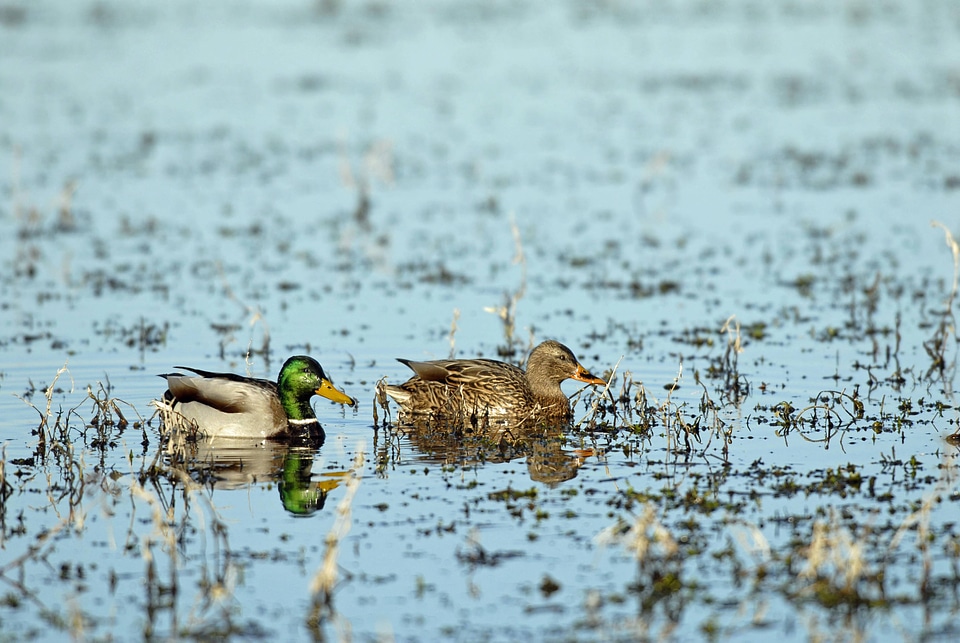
(398, 426, 587, 486)
(155, 355, 356, 515)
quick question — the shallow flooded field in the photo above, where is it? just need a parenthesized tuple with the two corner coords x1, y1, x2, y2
(3, 0, 960, 641)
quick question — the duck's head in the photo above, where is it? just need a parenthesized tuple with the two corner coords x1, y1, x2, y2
(526, 340, 607, 387)
(279, 355, 357, 407)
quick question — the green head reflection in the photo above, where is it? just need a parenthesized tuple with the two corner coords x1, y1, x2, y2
(278, 450, 349, 516)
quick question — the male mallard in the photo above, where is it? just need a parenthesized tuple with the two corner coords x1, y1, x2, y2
(156, 355, 356, 440)
(383, 340, 606, 421)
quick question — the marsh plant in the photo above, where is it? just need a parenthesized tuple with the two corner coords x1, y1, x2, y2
(596, 503, 687, 635)
(790, 509, 884, 607)
(307, 444, 365, 635)
(484, 215, 529, 360)
(924, 221, 960, 381)
(216, 262, 272, 364)
(2, 366, 250, 639)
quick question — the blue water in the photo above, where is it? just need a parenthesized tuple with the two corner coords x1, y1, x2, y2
(2, 1, 960, 641)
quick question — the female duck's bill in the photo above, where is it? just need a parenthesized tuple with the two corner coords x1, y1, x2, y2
(155, 355, 356, 441)
(382, 339, 606, 423)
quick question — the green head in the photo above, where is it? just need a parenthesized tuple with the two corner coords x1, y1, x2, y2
(277, 355, 356, 421)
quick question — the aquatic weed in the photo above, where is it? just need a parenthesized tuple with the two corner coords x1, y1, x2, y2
(307, 443, 365, 635)
(484, 214, 528, 359)
(924, 221, 960, 380)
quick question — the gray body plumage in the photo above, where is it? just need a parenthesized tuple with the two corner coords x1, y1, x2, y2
(154, 356, 356, 440)
(158, 371, 293, 439)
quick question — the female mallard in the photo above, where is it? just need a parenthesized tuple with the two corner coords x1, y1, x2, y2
(156, 355, 356, 440)
(383, 340, 606, 422)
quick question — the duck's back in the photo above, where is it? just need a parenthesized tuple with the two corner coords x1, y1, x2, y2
(386, 357, 535, 418)
(161, 374, 287, 438)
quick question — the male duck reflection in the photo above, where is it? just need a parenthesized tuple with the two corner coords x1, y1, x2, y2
(383, 340, 606, 422)
(164, 438, 342, 516)
(156, 355, 356, 441)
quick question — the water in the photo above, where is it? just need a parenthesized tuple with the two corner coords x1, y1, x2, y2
(2, 0, 960, 640)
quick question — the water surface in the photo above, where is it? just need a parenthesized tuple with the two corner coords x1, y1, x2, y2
(2, 1, 960, 641)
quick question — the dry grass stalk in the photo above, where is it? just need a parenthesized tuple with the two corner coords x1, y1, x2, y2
(596, 502, 678, 565)
(129, 467, 234, 636)
(12, 144, 22, 220)
(720, 315, 743, 379)
(372, 377, 392, 427)
(932, 220, 960, 310)
(796, 508, 878, 604)
(607, 370, 635, 426)
(661, 359, 689, 452)
(11, 147, 78, 241)
(631, 378, 654, 432)
(5, 366, 238, 637)
(57, 179, 78, 231)
(0, 446, 10, 545)
(484, 214, 527, 357)
(924, 221, 960, 379)
(448, 308, 460, 358)
(308, 442, 366, 630)
(719, 314, 749, 403)
(596, 503, 684, 641)
(85, 382, 142, 449)
(887, 448, 957, 596)
(22, 362, 73, 451)
(216, 261, 271, 362)
(577, 355, 622, 428)
(730, 520, 772, 565)
(338, 134, 395, 189)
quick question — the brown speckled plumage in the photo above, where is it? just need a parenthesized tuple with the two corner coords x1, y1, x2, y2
(384, 340, 606, 422)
